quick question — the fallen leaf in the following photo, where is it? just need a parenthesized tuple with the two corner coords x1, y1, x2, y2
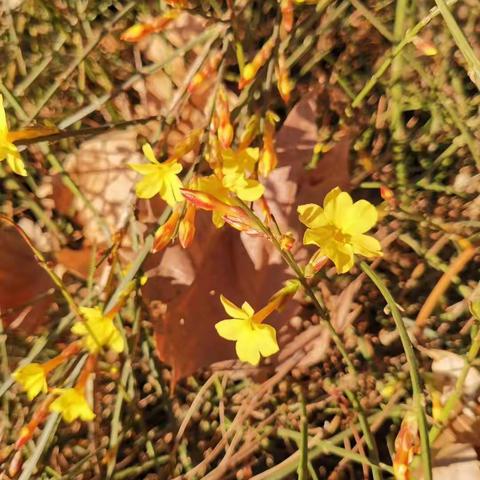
(431, 444, 480, 479)
(0, 227, 55, 333)
(58, 129, 141, 244)
(144, 91, 352, 383)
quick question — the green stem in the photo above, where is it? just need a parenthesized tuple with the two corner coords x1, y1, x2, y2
(361, 262, 432, 480)
(238, 203, 382, 480)
(433, 0, 480, 90)
(351, 0, 458, 108)
(280, 429, 395, 475)
(390, 0, 408, 191)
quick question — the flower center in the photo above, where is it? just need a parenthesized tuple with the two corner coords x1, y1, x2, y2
(331, 226, 350, 244)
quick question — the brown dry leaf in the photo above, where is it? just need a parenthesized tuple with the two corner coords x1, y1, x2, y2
(57, 129, 141, 244)
(0, 227, 55, 332)
(144, 92, 351, 383)
(431, 444, 480, 479)
(55, 247, 96, 279)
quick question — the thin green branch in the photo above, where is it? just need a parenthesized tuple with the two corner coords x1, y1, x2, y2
(434, 0, 480, 90)
(361, 262, 432, 480)
(351, 0, 459, 108)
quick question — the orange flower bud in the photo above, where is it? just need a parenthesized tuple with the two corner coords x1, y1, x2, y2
(120, 23, 153, 43)
(380, 185, 394, 202)
(179, 202, 196, 248)
(223, 208, 262, 234)
(181, 188, 262, 235)
(280, 232, 295, 251)
(216, 86, 234, 148)
(218, 123, 234, 149)
(238, 37, 276, 89)
(393, 413, 420, 480)
(239, 114, 260, 149)
(16, 397, 54, 449)
(276, 52, 293, 103)
(280, 0, 294, 33)
(304, 250, 329, 278)
(171, 128, 202, 160)
(152, 209, 181, 253)
(166, 0, 189, 6)
(188, 51, 222, 94)
(259, 111, 279, 176)
(120, 11, 180, 43)
(181, 188, 227, 213)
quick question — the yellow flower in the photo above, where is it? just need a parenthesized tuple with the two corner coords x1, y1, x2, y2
(49, 388, 95, 423)
(215, 295, 279, 366)
(0, 94, 26, 176)
(129, 143, 183, 206)
(196, 174, 234, 228)
(298, 187, 382, 274)
(72, 307, 124, 354)
(12, 363, 47, 400)
(221, 147, 264, 201)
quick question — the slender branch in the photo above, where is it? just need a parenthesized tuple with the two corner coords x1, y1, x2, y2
(361, 262, 432, 480)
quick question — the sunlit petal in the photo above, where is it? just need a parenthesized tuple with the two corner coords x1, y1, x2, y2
(352, 233, 382, 258)
(220, 295, 249, 319)
(215, 318, 250, 340)
(345, 199, 378, 234)
(236, 334, 261, 365)
(255, 324, 279, 357)
(297, 203, 328, 229)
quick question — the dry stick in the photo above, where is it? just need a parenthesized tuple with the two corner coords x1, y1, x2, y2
(416, 244, 477, 328)
(361, 262, 432, 480)
(175, 373, 219, 443)
(186, 353, 304, 480)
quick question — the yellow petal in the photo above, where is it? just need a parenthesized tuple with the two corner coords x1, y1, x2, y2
(344, 199, 378, 234)
(71, 321, 87, 335)
(324, 190, 353, 228)
(237, 179, 264, 201)
(128, 162, 161, 175)
(79, 306, 103, 321)
(215, 318, 250, 340)
(297, 203, 328, 229)
(220, 295, 248, 319)
(7, 150, 27, 176)
(135, 173, 163, 198)
(241, 301, 255, 317)
(0, 94, 7, 133)
(50, 388, 95, 423)
(109, 328, 125, 353)
(142, 143, 158, 164)
(236, 334, 261, 365)
(352, 233, 382, 258)
(12, 364, 47, 400)
(158, 173, 184, 206)
(324, 241, 354, 274)
(212, 211, 226, 228)
(303, 225, 332, 247)
(255, 324, 279, 357)
(322, 186, 341, 209)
